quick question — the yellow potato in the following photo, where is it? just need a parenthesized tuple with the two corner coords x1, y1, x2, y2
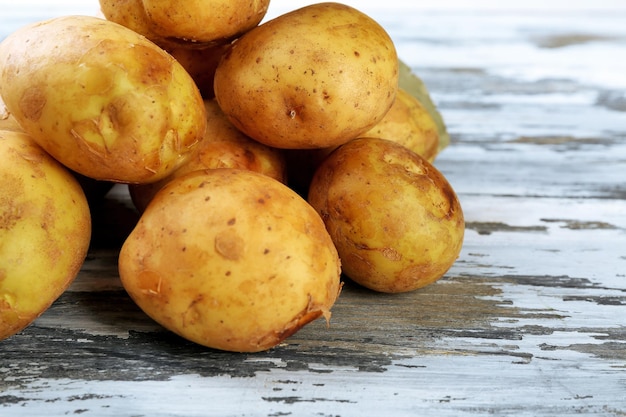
(98, 0, 163, 44)
(0, 15, 206, 184)
(214, 2, 399, 149)
(308, 137, 464, 293)
(166, 42, 230, 99)
(359, 88, 440, 163)
(0, 130, 91, 340)
(99, 0, 270, 47)
(119, 168, 342, 352)
(129, 98, 287, 212)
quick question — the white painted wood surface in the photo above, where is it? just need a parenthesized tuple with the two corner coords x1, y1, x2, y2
(1, 2, 626, 416)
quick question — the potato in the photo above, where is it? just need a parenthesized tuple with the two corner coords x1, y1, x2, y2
(0, 130, 91, 340)
(119, 168, 342, 352)
(99, 0, 270, 47)
(359, 88, 440, 163)
(167, 42, 230, 99)
(98, 0, 167, 45)
(398, 60, 450, 153)
(308, 137, 464, 293)
(0, 15, 206, 184)
(214, 2, 399, 149)
(129, 98, 287, 212)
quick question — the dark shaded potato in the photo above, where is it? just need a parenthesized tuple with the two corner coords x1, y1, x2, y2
(308, 137, 464, 293)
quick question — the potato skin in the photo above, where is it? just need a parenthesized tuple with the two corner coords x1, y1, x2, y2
(0, 95, 23, 132)
(308, 137, 464, 293)
(0, 130, 91, 340)
(141, 0, 270, 44)
(214, 2, 398, 149)
(0, 15, 206, 183)
(99, 0, 270, 46)
(166, 42, 230, 99)
(129, 98, 287, 212)
(119, 168, 342, 352)
(359, 88, 440, 163)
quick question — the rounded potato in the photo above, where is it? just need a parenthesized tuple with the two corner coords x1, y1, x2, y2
(0, 15, 206, 183)
(0, 130, 91, 340)
(119, 168, 342, 352)
(129, 98, 287, 212)
(214, 2, 399, 149)
(308, 137, 464, 293)
(359, 88, 440, 163)
(99, 0, 270, 46)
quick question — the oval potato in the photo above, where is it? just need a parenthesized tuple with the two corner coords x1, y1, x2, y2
(0, 15, 206, 183)
(119, 168, 342, 352)
(0, 130, 91, 340)
(308, 137, 464, 293)
(99, 0, 270, 47)
(214, 2, 399, 149)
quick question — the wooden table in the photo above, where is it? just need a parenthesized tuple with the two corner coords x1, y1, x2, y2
(2, 3, 626, 416)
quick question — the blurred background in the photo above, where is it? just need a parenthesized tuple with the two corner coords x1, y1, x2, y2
(3, 0, 626, 38)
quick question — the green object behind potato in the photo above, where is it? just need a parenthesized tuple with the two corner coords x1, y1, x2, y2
(398, 60, 450, 152)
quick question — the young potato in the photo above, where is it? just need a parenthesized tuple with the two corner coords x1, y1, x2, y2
(0, 15, 206, 184)
(99, 0, 270, 47)
(129, 98, 287, 212)
(308, 137, 464, 293)
(166, 42, 230, 99)
(119, 168, 342, 352)
(214, 2, 399, 149)
(0, 130, 91, 340)
(358, 88, 440, 163)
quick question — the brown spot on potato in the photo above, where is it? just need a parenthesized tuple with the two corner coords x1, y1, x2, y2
(214, 229, 245, 260)
(395, 263, 444, 292)
(0, 200, 22, 230)
(381, 247, 402, 261)
(182, 295, 205, 327)
(19, 86, 46, 121)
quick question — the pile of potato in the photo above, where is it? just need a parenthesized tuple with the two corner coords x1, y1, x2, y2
(0, 1, 464, 352)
